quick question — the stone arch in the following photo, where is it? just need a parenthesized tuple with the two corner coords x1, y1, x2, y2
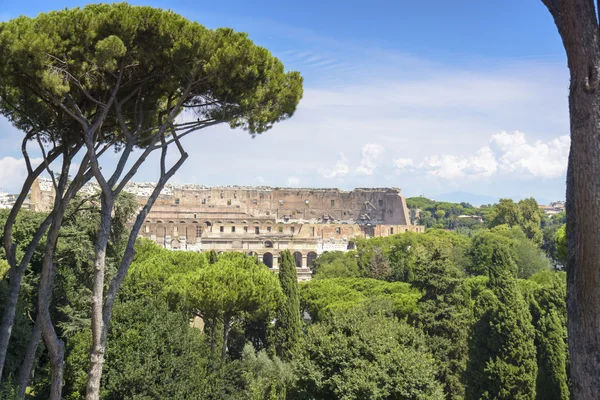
(293, 252, 302, 268)
(180, 221, 186, 224)
(168, 221, 175, 224)
(263, 252, 273, 268)
(264, 240, 273, 248)
(192, 221, 199, 224)
(307, 251, 317, 268)
(171, 238, 180, 249)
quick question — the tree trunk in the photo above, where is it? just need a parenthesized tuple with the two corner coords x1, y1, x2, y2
(85, 197, 113, 400)
(39, 258, 65, 400)
(17, 316, 41, 400)
(0, 266, 26, 379)
(210, 318, 216, 352)
(222, 315, 231, 360)
(36, 159, 78, 400)
(540, 1, 600, 398)
(565, 80, 600, 399)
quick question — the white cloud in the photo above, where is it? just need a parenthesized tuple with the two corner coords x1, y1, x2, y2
(393, 158, 415, 173)
(491, 131, 569, 178)
(396, 131, 567, 181)
(0, 157, 44, 193)
(287, 176, 300, 186)
(356, 143, 384, 175)
(321, 153, 350, 178)
(422, 146, 497, 179)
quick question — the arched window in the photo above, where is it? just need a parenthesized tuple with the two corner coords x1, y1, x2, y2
(347, 241, 356, 250)
(263, 252, 273, 268)
(307, 252, 317, 268)
(264, 241, 273, 248)
(293, 252, 302, 268)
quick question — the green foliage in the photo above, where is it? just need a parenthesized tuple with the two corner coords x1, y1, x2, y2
(534, 309, 569, 400)
(168, 254, 283, 358)
(408, 257, 471, 399)
(406, 196, 483, 231)
(555, 225, 567, 267)
(0, 203, 569, 399)
(311, 251, 360, 279)
(468, 246, 538, 400)
(292, 308, 444, 400)
(239, 343, 293, 400)
(486, 198, 545, 246)
(0, 3, 304, 144)
(486, 198, 523, 228)
(0, 259, 8, 279)
(123, 240, 207, 301)
(470, 226, 551, 278)
(300, 278, 421, 322)
(64, 298, 231, 400)
(274, 251, 301, 360)
(521, 270, 569, 400)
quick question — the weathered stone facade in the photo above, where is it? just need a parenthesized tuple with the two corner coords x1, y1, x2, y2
(31, 179, 423, 281)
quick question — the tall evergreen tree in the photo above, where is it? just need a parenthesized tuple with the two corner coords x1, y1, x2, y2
(208, 250, 219, 265)
(274, 251, 302, 360)
(535, 309, 569, 400)
(468, 246, 537, 400)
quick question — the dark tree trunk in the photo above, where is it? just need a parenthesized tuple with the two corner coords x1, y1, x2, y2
(210, 318, 216, 352)
(565, 78, 600, 399)
(222, 315, 232, 361)
(17, 316, 41, 400)
(542, 0, 600, 398)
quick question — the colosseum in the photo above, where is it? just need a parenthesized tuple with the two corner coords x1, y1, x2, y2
(30, 179, 424, 281)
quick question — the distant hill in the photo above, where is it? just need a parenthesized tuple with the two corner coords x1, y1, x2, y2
(430, 192, 499, 207)
(431, 191, 552, 207)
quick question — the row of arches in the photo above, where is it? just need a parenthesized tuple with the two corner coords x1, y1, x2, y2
(258, 251, 317, 269)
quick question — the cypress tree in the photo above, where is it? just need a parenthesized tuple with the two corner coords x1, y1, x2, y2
(274, 250, 302, 360)
(468, 245, 537, 400)
(208, 250, 219, 264)
(535, 309, 569, 400)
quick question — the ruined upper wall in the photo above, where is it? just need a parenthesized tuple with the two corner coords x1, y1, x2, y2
(32, 179, 413, 225)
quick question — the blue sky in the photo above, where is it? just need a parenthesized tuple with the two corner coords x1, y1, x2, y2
(0, 0, 569, 204)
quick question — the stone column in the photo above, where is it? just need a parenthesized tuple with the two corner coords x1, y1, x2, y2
(273, 254, 279, 269)
(302, 255, 308, 268)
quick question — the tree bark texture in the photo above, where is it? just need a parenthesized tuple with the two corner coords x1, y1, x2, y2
(0, 149, 61, 383)
(84, 197, 114, 400)
(222, 315, 232, 360)
(542, 0, 600, 398)
(17, 316, 41, 400)
(85, 133, 188, 400)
